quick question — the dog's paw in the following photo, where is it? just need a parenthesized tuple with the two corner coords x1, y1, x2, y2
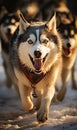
(37, 109, 48, 123)
(22, 100, 34, 111)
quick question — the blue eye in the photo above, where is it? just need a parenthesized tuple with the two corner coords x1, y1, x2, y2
(28, 39, 33, 44)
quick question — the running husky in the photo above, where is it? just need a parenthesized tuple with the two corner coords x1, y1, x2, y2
(10, 12, 62, 122)
(57, 11, 77, 101)
(0, 12, 19, 88)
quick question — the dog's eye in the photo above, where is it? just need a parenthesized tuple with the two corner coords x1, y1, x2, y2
(27, 39, 34, 44)
(42, 39, 48, 44)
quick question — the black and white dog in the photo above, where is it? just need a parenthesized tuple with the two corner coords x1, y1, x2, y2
(56, 5, 77, 101)
(9, 12, 62, 122)
(0, 12, 19, 88)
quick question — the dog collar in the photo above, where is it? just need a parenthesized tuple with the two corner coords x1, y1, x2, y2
(18, 58, 46, 84)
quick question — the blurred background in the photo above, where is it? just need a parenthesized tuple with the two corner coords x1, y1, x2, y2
(0, 0, 77, 19)
(0, 0, 77, 14)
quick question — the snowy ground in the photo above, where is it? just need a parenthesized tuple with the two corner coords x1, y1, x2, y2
(0, 44, 77, 130)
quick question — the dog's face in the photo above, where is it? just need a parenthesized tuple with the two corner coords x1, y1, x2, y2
(59, 17, 77, 57)
(0, 14, 19, 43)
(17, 13, 61, 73)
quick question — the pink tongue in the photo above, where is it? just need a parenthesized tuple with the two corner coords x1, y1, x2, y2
(66, 49, 71, 55)
(34, 59, 42, 71)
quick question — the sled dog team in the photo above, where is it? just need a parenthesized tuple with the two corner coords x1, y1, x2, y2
(0, 4, 77, 123)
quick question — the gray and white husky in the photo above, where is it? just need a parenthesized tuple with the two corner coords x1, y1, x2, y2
(10, 12, 62, 123)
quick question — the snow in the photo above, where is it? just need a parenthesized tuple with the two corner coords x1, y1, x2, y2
(0, 44, 77, 130)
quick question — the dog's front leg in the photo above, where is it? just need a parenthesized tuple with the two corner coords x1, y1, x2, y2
(37, 86, 55, 123)
(57, 69, 71, 101)
(18, 82, 34, 111)
(71, 65, 77, 89)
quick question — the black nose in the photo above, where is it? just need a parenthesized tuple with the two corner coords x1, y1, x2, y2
(34, 50, 41, 58)
(67, 43, 71, 48)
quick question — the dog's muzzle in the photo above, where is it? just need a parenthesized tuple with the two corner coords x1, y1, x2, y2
(63, 43, 72, 57)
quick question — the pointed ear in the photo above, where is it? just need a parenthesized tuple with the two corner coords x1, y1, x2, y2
(46, 13, 57, 32)
(19, 11, 30, 34)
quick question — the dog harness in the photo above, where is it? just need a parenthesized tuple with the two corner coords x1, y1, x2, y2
(19, 59, 46, 84)
(19, 59, 46, 97)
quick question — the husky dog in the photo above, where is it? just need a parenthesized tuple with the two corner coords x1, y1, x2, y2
(57, 12, 77, 101)
(10, 12, 62, 122)
(0, 13, 19, 88)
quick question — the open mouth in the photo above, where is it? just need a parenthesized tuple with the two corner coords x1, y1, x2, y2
(63, 47, 72, 56)
(29, 54, 48, 72)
